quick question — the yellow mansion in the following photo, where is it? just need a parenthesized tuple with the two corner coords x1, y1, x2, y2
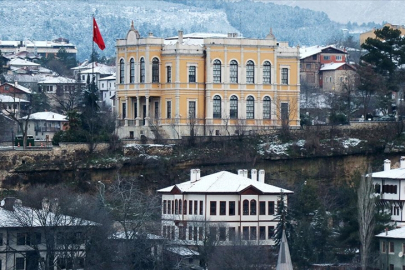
(115, 23, 300, 139)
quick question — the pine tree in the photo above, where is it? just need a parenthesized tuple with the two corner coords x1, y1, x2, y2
(274, 191, 293, 246)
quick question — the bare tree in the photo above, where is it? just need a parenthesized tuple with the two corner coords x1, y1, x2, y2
(7, 185, 102, 270)
(106, 177, 163, 269)
(358, 168, 376, 270)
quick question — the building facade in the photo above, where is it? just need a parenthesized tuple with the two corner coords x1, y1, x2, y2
(115, 24, 300, 139)
(21, 112, 67, 141)
(157, 169, 293, 246)
(376, 226, 405, 270)
(360, 23, 405, 45)
(300, 45, 349, 91)
(0, 197, 93, 270)
(371, 157, 405, 226)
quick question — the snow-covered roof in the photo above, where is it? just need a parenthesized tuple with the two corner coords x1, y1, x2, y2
(300, 45, 346, 59)
(99, 74, 116, 81)
(111, 231, 164, 240)
(158, 171, 293, 194)
(166, 246, 200, 256)
(0, 205, 96, 228)
(38, 76, 77, 84)
(0, 94, 29, 103)
(371, 168, 405, 179)
(8, 58, 40, 66)
(3, 82, 31, 94)
(21, 111, 67, 121)
(79, 65, 116, 75)
(164, 33, 232, 46)
(376, 227, 405, 239)
(320, 62, 347, 71)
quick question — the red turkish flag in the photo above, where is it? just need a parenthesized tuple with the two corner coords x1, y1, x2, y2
(93, 17, 105, 50)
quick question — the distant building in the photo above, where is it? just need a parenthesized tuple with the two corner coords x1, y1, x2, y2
(0, 38, 77, 59)
(20, 111, 67, 141)
(0, 197, 95, 270)
(300, 45, 354, 92)
(375, 226, 405, 270)
(157, 169, 293, 246)
(360, 23, 405, 45)
(371, 157, 405, 226)
(98, 74, 116, 108)
(0, 94, 29, 118)
(38, 76, 84, 111)
(115, 24, 301, 139)
(0, 82, 31, 100)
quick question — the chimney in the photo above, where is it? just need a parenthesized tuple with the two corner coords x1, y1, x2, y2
(148, 32, 153, 37)
(42, 198, 50, 211)
(190, 169, 197, 182)
(243, 169, 248, 178)
(401, 157, 405, 169)
(258, 170, 265, 183)
(238, 169, 244, 176)
(178, 30, 183, 44)
(251, 169, 257, 181)
(227, 33, 233, 38)
(196, 169, 201, 181)
(2, 197, 16, 211)
(384, 159, 391, 171)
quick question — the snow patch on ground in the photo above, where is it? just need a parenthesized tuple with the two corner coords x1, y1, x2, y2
(341, 138, 362, 148)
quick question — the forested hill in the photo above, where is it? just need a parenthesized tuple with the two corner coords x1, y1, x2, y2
(0, 0, 343, 61)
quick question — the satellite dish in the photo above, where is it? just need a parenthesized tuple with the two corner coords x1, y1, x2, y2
(399, 251, 403, 258)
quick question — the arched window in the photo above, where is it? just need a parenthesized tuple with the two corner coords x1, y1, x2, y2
(179, 200, 182, 215)
(152, 57, 159, 83)
(175, 200, 178, 214)
(213, 59, 221, 83)
(243, 199, 249, 215)
(119, 59, 125, 84)
(246, 60, 254, 84)
(250, 200, 257, 215)
(246, 96, 255, 119)
(213, 95, 221, 119)
(230, 95, 238, 119)
(263, 61, 271, 84)
(184, 200, 187, 214)
(230, 60, 238, 83)
(130, 58, 135, 83)
(263, 96, 271, 119)
(140, 58, 145, 83)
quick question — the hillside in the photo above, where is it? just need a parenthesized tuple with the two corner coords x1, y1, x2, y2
(0, 0, 344, 61)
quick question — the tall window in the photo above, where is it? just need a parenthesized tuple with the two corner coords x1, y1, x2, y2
(246, 60, 254, 84)
(140, 58, 145, 83)
(263, 61, 271, 84)
(250, 200, 257, 215)
(119, 59, 124, 84)
(166, 101, 171, 119)
(230, 60, 238, 83)
(230, 95, 238, 119)
(130, 58, 135, 83)
(229, 201, 235, 216)
(213, 95, 221, 119)
(220, 201, 226, 215)
(246, 96, 255, 119)
(281, 68, 289, 84)
(210, 201, 217, 215)
(213, 59, 221, 83)
(166, 66, 171, 83)
(189, 101, 196, 118)
(152, 57, 159, 83)
(243, 199, 249, 215)
(189, 66, 196, 83)
(263, 96, 271, 119)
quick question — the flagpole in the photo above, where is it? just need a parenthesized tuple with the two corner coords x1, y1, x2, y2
(92, 14, 94, 81)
